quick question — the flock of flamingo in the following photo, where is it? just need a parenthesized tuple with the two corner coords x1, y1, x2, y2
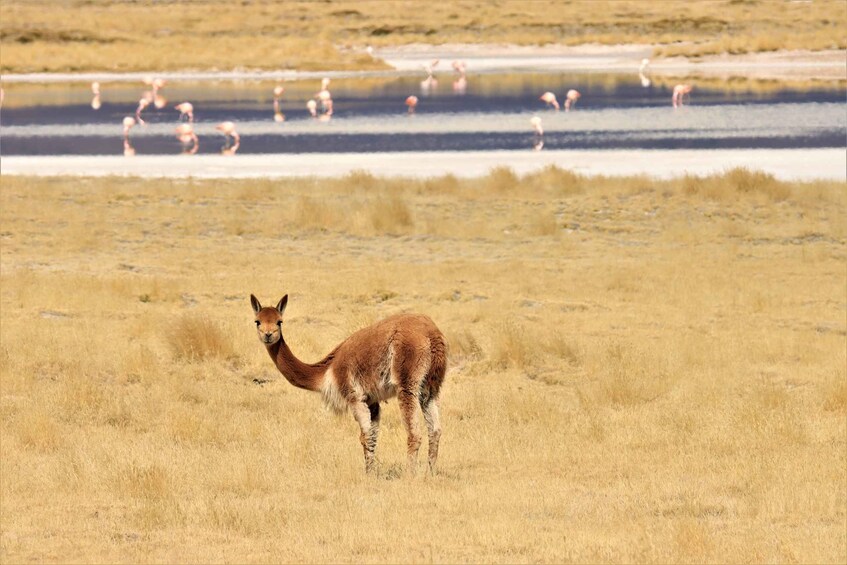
(101, 57, 692, 156)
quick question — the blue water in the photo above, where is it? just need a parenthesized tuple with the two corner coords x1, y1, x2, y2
(1, 72, 844, 155)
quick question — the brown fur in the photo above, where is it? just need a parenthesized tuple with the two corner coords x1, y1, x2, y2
(251, 294, 447, 474)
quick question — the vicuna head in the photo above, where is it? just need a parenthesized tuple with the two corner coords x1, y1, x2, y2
(250, 294, 288, 345)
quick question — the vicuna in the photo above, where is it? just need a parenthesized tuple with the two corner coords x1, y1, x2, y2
(250, 294, 448, 474)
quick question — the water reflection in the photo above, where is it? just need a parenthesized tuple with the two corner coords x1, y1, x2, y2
(175, 123, 199, 154)
(639, 59, 651, 88)
(273, 85, 285, 122)
(216, 121, 240, 155)
(0, 71, 844, 156)
(90, 82, 101, 110)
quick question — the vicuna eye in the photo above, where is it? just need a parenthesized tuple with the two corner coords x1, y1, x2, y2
(255, 321, 260, 326)
(276, 320, 282, 326)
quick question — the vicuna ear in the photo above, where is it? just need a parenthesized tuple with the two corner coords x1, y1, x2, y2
(277, 295, 288, 316)
(250, 294, 262, 314)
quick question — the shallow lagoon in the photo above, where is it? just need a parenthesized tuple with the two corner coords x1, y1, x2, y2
(1, 72, 844, 156)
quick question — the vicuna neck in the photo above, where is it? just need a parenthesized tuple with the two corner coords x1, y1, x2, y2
(266, 336, 329, 392)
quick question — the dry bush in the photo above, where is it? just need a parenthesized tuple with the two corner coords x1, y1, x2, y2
(291, 196, 340, 232)
(522, 165, 586, 196)
(680, 167, 791, 202)
(341, 169, 379, 191)
(367, 193, 414, 235)
(422, 174, 462, 196)
(167, 313, 237, 362)
(447, 329, 484, 368)
(526, 208, 560, 236)
(484, 166, 520, 193)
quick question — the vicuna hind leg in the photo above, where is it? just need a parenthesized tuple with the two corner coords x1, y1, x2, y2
(420, 396, 442, 473)
(351, 400, 380, 473)
(397, 390, 422, 473)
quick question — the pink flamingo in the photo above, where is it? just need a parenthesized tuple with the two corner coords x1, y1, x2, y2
(216, 121, 241, 155)
(216, 121, 240, 144)
(422, 59, 439, 79)
(405, 95, 418, 114)
(672, 84, 693, 108)
(122, 117, 137, 156)
(530, 116, 543, 136)
(151, 78, 166, 95)
(123, 139, 136, 157)
(175, 123, 199, 154)
(321, 77, 331, 90)
(90, 81, 102, 110)
(540, 91, 560, 111)
(316, 89, 332, 106)
(135, 98, 150, 125)
(564, 89, 581, 111)
(122, 116, 136, 141)
(306, 99, 318, 118)
(453, 76, 467, 95)
(420, 76, 437, 94)
(452, 60, 466, 77)
(273, 85, 285, 122)
(639, 58, 651, 87)
(175, 102, 194, 122)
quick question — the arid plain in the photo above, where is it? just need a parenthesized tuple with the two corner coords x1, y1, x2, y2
(1, 169, 844, 563)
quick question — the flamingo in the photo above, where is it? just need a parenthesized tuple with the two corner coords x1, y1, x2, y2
(672, 84, 693, 108)
(316, 89, 332, 108)
(123, 139, 136, 157)
(122, 116, 136, 141)
(273, 85, 285, 122)
(452, 60, 466, 77)
(306, 99, 318, 118)
(639, 58, 651, 87)
(175, 102, 194, 122)
(453, 76, 467, 95)
(135, 98, 150, 125)
(321, 77, 331, 90)
(530, 116, 543, 136)
(216, 121, 240, 154)
(564, 89, 581, 112)
(405, 95, 418, 114)
(151, 78, 166, 95)
(540, 91, 559, 111)
(175, 123, 199, 154)
(422, 59, 439, 79)
(91, 82, 102, 110)
(420, 76, 437, 94)
(216, 121, 240, 143)
(313, 89, 333, 117)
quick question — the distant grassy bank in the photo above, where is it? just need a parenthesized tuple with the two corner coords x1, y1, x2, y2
(1, 0, 844, 73)
(1, 169, 845, 562)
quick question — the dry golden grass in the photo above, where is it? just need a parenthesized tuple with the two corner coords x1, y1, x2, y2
(1, 0, 845, 73)
(1, 168, 845, 563)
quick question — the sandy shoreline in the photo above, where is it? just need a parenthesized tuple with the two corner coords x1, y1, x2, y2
(2, 149, 844, 181)
(1, 45, 843, 83)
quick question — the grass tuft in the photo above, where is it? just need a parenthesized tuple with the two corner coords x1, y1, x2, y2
(167, 313, 237, 362)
